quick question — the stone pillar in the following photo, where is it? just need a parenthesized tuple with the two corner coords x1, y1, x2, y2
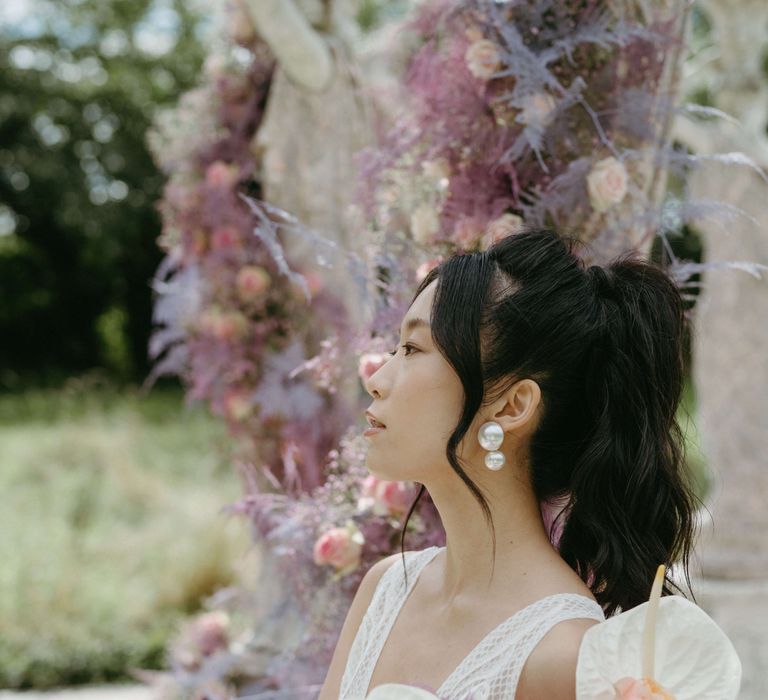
(674, 2, 768, 696)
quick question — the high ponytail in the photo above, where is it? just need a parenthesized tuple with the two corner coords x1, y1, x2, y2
(555, 257, 701, 616)
(398, 228, 702, 616)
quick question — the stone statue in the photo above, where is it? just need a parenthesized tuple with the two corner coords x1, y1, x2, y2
(242, 0, 374, 330)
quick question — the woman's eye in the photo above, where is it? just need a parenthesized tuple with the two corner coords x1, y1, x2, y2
(388, 343, 416, 357)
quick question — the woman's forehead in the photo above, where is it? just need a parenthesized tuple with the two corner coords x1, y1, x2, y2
(404, 279, 437, 325)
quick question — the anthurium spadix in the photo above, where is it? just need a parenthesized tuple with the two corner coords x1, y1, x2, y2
(576, 565, 742, 700)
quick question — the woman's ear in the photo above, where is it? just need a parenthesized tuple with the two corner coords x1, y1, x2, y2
(493, 379, 541, 437)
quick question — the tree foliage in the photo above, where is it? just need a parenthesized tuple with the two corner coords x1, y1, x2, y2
(0, 0, 206, 387)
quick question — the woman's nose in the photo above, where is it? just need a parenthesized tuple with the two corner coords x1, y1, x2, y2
(364, 366, 385, 399)
(365, 375, 380, 399)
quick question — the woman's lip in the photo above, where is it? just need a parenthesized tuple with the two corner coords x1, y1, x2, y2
(363, 426, 386, 437)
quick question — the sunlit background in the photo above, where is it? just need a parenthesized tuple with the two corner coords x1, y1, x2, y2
(1, 0, 765, 697)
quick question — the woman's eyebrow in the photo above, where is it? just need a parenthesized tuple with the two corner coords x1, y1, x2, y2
(400, 317, 431, 335)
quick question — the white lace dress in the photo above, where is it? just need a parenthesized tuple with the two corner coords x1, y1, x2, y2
(339, 546, 606, 700)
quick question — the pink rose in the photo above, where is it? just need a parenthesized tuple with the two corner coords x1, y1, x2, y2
(358, 352, 388, 383)
(465, 39, 501, 80)
(464, 25, 484, 43)
(205, 160, 239, 189)
(217, 312, 248, 341)
(198, 308, 223, 336)
(313, 522, 364, 572)
(199, 309, 248, 341)
(375, 480, 415, 516)
(587, 156, 629, 213)
(236, 265, 271, 303)
(358, 476, 416, 517)
(191, 611, 230, 657)
(614, 677, 676, 700)
(480, 213, 524, 250)
(416, 257, 443, 283)
(518, 92, 558, 128)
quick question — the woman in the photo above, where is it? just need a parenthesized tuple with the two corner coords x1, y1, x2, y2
(319, 228, 700, 700)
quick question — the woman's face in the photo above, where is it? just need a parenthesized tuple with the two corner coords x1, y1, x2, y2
(364, 279, 474, 482)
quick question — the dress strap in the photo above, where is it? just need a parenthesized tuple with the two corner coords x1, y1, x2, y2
(497, 596, 606, 693)
(439, 594, 605, 699)
(381, 546, 441, 598)
(339, 547, 441, 699)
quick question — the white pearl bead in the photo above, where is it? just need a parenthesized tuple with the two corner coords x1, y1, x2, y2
(485, 451, 505, 471)
(478, 421, 504, 451)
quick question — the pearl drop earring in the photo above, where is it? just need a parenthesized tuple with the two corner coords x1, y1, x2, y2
(478, 421, 505, 471)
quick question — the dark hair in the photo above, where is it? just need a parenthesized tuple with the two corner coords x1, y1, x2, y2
(397, 227, 702, 617)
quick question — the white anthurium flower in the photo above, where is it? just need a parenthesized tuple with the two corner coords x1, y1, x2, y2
(576, 565, 742, 700)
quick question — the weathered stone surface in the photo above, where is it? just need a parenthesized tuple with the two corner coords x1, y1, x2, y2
(690, 575, 768, 700)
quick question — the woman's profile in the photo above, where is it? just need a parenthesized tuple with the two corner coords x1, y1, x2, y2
(318, 227, 701, 700)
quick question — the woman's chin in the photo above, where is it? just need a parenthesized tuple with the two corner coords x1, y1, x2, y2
(364, 461, 395, 481)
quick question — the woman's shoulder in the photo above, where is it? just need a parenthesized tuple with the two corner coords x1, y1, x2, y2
(515, 617, 601, 700)
(371, 547, 438, 576)
(365, 548, 432, 589)
(365, 551, 403, 585)
(316, 548, 434, 700)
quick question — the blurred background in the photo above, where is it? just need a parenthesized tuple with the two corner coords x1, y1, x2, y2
(0, 1, 409, 694)
(1, 0, 765, 698)
(0, 1, 251, 693)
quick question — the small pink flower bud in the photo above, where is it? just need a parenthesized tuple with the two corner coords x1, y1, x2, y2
(358, 352, 388, 383)
(211, 225, 240, 250)
(223, 389, 253, 422)
(205, 160, 239, 189)
(236, 265, 271, 303)
(416, 257, 443, 283)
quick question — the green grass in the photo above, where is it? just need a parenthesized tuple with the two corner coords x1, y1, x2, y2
(0, 376, 256, 689)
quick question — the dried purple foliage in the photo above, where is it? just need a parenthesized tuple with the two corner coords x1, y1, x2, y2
(218, 428, 443, 691)
(143, 13, 445, 698)
(146, 36, 363, 492)
(355, 0, 764, 293)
